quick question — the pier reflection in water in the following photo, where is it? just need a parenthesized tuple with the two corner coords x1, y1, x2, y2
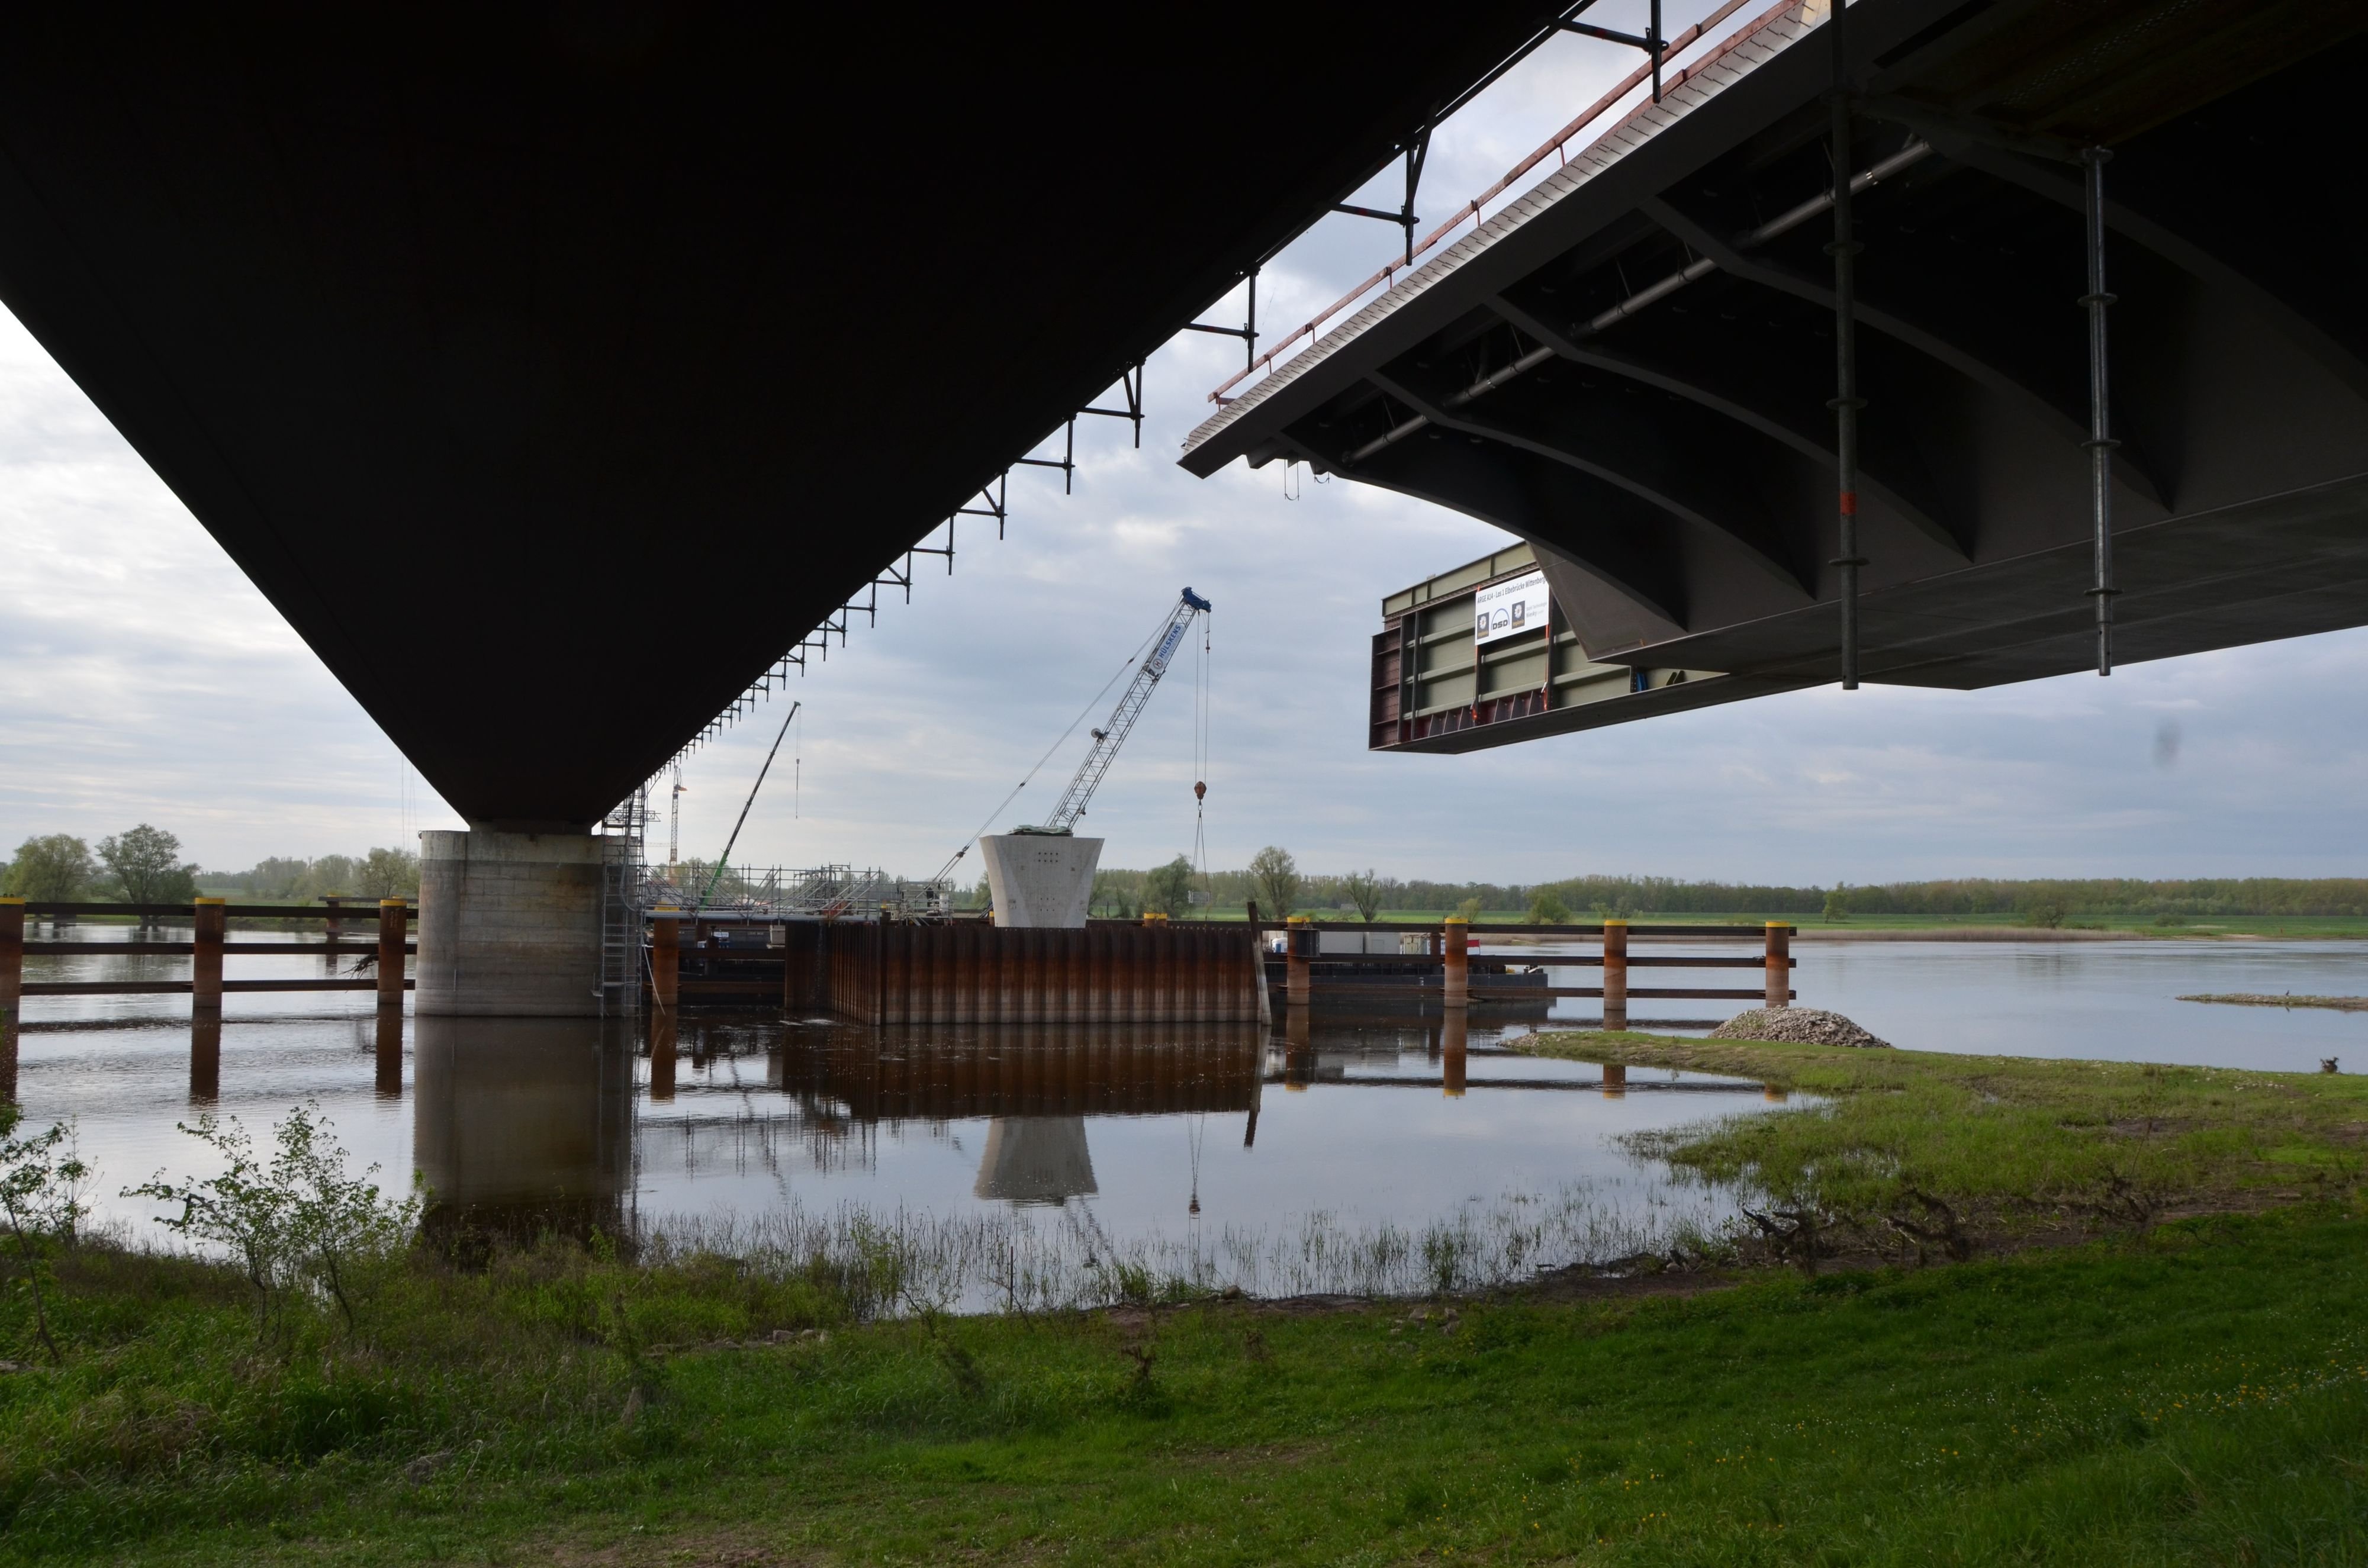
(413, 1018, 637, 1245)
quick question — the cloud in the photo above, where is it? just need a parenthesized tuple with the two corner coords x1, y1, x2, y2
(4, 1, 2366, 883)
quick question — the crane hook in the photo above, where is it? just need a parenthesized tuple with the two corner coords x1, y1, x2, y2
(1193, 780, 1206, 801)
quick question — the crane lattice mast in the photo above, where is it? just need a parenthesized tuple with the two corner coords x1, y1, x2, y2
(1032, 587, 1212, 832)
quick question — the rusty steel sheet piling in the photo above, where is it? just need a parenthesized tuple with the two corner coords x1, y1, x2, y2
(807, 921, 1259, 1025)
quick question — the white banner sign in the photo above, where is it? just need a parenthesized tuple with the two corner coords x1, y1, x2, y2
(1473, 569, 1549, 645)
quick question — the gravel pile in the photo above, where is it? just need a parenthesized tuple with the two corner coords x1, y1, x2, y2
(1708, 1007, 1893, 1049)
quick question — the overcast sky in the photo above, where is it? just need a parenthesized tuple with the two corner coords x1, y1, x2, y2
(4, 2, 2364, 887)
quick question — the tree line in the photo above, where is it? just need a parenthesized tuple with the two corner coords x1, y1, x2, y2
(2, 826, 420, 903)
(1082, 852, 2368, 920)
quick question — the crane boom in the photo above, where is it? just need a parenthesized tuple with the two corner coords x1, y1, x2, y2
(1034, 587, 1211, 832)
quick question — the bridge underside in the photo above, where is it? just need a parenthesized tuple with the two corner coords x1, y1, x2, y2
(1182, 0, 2368, 750)
(0, 2, 1544, 825)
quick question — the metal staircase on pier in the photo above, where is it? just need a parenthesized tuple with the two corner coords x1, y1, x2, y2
(597, 787, 649, 1015)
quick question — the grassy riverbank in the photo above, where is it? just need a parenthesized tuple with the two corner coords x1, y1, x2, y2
(4, 1038, 2364, 1564)
(1517, 1032, 2368, 1261)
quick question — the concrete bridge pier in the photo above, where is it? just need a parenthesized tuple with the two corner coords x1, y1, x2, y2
(416, 829, 605, 1017)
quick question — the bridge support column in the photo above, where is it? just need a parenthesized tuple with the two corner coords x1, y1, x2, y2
(416, 830, 605, 1017)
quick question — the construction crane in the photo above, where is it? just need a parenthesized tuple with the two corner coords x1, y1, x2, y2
(934, 587, 1213, 888)
(1027, 587, 1211, 833)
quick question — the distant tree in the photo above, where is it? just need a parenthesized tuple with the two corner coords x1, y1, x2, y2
(1342, 869, 1383, 923)
(1455, 895, 1484, 923)
(1589, 891, 1636, 920)
(246, 857, 313, 900)
(1141, 855, 1195, 917)
(970, 875, 992, 912)
(96, 825, 198, 905)
(355, 848, 420, 900)
(4, 835, 94, 901)
(1822, 883, 1851, 923)
(1249, 846, 1301, 918)
(1526, 888, 1571, 925)
(2019, 890, 2068, 929)
(307, 854, 362, 901)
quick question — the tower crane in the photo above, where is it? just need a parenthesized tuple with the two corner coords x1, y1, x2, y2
(1025, 587, 1211, 834)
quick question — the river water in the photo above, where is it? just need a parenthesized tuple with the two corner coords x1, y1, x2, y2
(1526, 936, 2368, 1073)
(8, 927, 2363, 1295)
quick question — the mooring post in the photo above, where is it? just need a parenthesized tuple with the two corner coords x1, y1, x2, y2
(1442, 916, 1469, 1009)
(1442, 1006, 1468, 1098)
(1602, 1061, 1627, 1099)
(1765, 922, 1791, 1009)
(1601, 919, 1629, 1031)
(377, 899, 407, 1009)
(1286, 914, 1311, 1005)
(651, 907, 680, 1012)
(0, 896, 21, 1102)
(192, 897, 226, 1013)
(322, 893, 345, 946)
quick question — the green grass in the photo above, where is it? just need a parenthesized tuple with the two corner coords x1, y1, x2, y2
(3, 1210, 2366, 1564)
(1518, 1032, 2368, 1241)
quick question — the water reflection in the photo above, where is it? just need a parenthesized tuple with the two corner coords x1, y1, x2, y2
(190, 1015, 220, 1103)
(39, 999, 1783, 1284)
(412, 1018, 635, 1246)
(973, 1118, 1096, 1203)
(768, 1022, 1259, 1121)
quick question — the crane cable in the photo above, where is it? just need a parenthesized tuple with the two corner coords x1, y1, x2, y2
(1191, 609, 1212, 910)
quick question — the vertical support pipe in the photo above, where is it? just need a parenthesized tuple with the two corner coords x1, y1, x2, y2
(2081, 145, 2118, 675)
(1650, 0, 1664, 101)
(376, 899, 407, 1010)
(651, 907, 681, 1013)
(1442, 916, 1469, 1009)
(1602, 1061, 1628, 1099)
(0, 896, 21, 1103)
(192, 897, 226, 1014)
(322, 893, 345, 951)
(1602, 919, 1629, 1031)
(1765, 922, 1793, 1009)
(1286, 915, 1311, 1005)
(1828, 0, 1865, 689)
(1442, 1006, 1468, 1098)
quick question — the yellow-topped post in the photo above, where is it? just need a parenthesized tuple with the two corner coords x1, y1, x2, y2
(1601, 918, 1628, 1031)
(1442, 916, 1469, 1009)
(192, 897, 227, 1013)
(377, 899, 409, 1009)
